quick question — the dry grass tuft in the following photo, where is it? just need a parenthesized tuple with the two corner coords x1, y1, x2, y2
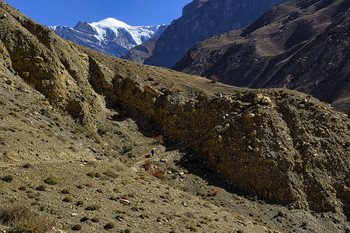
(0, 204, 55, 233)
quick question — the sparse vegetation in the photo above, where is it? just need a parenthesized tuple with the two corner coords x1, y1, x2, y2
(103, 170, 118, 178)
(143, 159, 166, 181)
(85, 205, 99, 211)
(104, 222, 116, 229)
(62, 197, 73, 203)
(91, 216, 99, 222)
(210, 75, 219, 83)
(97, 124, 112, 136)
(1, 175, 14, 183)
(36, 185, 47, 191)
(153, 135, 164, 144)
(187, 224, 199, 232)
(80, 216, 89, 222)
(72, 224, 82, 231)
(22, 163, 33, 168)
(44, 177, 58, 185)
(61, 188, 70, 194)
(76, 200, 84, 206)
(122, 144, 134, 154)
(0, 204, 55, 233)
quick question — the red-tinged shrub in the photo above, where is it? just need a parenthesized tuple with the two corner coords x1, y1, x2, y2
(211, 75, 219, 83)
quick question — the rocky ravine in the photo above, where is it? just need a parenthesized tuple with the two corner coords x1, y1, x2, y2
(1, 0, 350, 232)
(174, 0, 350, 114)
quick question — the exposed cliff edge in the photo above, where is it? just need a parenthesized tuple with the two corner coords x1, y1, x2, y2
(1, 0, 350, 221)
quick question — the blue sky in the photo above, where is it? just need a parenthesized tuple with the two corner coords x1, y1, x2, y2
(4, 0, 192, 27)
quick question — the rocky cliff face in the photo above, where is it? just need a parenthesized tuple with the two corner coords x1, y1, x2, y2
(52, 19, 167, 57)
(2, 0, 350, 223)
(174, 0, 350, 114)
(144, 0, 288, 68)
(120, 37, 159, 63)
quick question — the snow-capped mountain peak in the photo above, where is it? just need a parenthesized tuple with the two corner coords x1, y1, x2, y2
(89, 18, 165, 45)
(52, 18, 168, 58)
(91, 17, 131, 29)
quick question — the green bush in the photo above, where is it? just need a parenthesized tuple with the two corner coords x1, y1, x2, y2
(44, 177, 58, 185)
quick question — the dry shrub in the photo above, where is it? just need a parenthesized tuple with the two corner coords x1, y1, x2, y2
(29, 81, 36, 90)
(212, 188, 219, 196)
(153, 135, 164, 144)
(143, 160, 166, 181)
(143, 159, 153, 171)
(211, 75, 219, 83)
(152, 168, 166, 181)
(0, 204, 55, 232)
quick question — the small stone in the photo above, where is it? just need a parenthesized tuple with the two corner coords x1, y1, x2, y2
(79, 53, 89, 61)
(261, 96, 272, 105)
(71, 213, 78, 217)
(120, 199, 130, 205)
(179, 171, 185, 178)
(245, 113, 255, 119)
(254, 93, 272, 105)
(34, 56, 44, 63)
(251, 130, 257, 136)
(217, 135, 223, 143)
(254, 93, 264, 104)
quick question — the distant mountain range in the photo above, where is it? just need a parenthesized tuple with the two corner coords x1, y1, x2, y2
(174, 0, 350, 114)
(143, 0, 289, 68)
(51, 18, 167, 57)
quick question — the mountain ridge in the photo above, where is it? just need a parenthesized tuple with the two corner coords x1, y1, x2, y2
(52, 18, 167, 57)
(174, 0, 350, 114)
(144, 0, 289, 68)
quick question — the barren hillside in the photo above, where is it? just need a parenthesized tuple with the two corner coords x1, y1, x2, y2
(0, 1, 350, 232)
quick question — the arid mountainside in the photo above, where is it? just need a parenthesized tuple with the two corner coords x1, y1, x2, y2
(174, 0, 350, 114)
(144, 0, 288, 68)
(1, 1, 350, 232)
(120, 37, 159, 64)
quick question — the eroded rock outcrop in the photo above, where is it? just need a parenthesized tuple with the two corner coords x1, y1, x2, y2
(109, 73, 350, 215)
